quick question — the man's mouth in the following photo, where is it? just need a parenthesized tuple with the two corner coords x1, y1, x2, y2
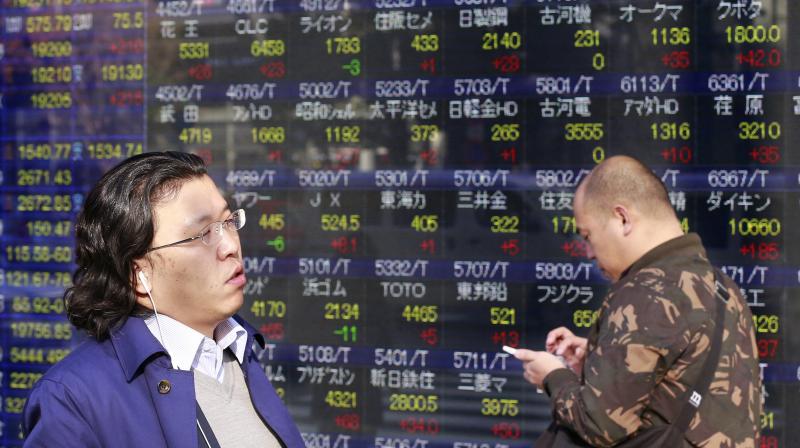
(226, 264, 246, 286)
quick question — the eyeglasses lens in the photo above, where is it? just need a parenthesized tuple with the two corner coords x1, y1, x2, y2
(200, 210, 245, 246)
(232, 209, 246, 230)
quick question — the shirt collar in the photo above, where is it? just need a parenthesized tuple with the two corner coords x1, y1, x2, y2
(144, 314, 248, 371)
(214, 317, 248, 364)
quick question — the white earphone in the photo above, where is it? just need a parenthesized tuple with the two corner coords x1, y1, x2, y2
(137, 270, 168, 354)
(137, 270, 151, 293)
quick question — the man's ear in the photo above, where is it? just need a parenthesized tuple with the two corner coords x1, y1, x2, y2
(613, 204, 634, 236)
(132, 264, 154, 310)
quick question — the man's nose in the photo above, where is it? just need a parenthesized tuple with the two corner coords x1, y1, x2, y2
(585, 244, 595, 260)
(216, 226, 241, 259)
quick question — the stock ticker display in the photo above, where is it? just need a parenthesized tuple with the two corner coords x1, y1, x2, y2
(0, 0, 798, 446)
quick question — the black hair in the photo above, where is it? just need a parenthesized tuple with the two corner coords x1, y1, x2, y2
(65, 151, 207, 340)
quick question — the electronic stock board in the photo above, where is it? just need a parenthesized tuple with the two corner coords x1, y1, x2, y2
(0, 0, 797, 446)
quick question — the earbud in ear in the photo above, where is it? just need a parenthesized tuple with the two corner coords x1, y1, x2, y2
(138, 271, 151, 293)
(136, 270, 166, 348)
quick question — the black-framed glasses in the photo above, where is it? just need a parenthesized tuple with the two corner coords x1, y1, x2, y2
(146, 209, 246, 253)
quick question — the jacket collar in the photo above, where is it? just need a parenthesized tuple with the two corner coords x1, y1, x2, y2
(110, 314, 265, 382)
(110, 316, 169, 382)
(618, 232, 706, 282)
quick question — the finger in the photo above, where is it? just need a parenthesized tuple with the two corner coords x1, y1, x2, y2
(545, 327, 566, 347)
(555, 337, 575, 356)
(523, 370, 534, 385)
(513, 348, 538, 361)
(546, 328, 569, 352)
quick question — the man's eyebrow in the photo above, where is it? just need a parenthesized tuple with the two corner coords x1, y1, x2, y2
(185, 213, 213, 229)
(185, 207, 231, 228)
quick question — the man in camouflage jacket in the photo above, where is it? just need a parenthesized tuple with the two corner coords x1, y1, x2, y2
(515, 156, 761, 447)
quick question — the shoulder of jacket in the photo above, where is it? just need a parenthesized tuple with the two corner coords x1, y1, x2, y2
(39, 338, 119, 386)
(609, 261, 715, 325)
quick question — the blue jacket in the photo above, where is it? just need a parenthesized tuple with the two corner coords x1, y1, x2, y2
(23, 315, 304, 447)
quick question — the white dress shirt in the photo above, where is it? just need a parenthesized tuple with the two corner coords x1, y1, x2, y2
(144, 314, 248, 383)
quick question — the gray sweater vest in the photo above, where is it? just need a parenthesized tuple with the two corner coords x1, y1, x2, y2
(194, 351, 283, 448)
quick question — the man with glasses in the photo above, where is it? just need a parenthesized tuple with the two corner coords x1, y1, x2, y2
(23, 152, 303, 447)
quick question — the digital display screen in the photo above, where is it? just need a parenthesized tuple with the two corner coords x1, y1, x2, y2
(1, 0, 796, 445)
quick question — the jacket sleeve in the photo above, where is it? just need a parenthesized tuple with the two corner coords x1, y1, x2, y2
(542, 280, 686, 447)
(23, 378, 101, 448)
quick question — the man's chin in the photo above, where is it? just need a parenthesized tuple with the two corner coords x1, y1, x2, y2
(220, 292, 245, 316)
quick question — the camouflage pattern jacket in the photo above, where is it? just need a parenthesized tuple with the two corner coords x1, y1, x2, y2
(542, 233, 761, 447)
